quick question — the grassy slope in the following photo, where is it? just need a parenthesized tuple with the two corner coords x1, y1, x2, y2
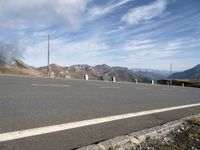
(0, 66, 45, 77)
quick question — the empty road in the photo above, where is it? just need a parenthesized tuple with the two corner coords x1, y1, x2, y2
(0, 75, 200, 150)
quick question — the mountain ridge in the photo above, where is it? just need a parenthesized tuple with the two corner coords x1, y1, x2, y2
(1, 58, 199, 82)
(169, 64, 200, 80)
(38, 64, 151, 83)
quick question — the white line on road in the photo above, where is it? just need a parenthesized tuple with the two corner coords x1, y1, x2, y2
(31, 84, 71, 87)
(0, 103, 200, 142)
(135, 87, 149, 90)
(100, 86, 120, 89)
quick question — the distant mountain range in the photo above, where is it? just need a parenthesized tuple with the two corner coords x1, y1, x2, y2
(38, 64, 151, 83)
(169, 64, 200, 80)
(131, 68, 171, 81)
(1, 58, 199, 82)
(2, 59, 152, 83)
(131, 68, 171, 76)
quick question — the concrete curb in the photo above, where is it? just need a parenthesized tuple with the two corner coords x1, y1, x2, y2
(77, 115, 197, 150)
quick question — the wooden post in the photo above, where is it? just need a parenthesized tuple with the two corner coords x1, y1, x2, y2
(47, 35, 51, 77)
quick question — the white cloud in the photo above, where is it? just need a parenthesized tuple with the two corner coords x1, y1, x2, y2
(53, 0, 88, 29)
(57, 39, 108, 57)
(0, 0, 133, 30)
(119, 37, 200, 70)
(122, 0, 168, 25)
(105, 26, 126, 35)
(123, 39, 154, 51)
(88, 0, 133, 20)
(0, 0, 88, 30)
(122, 39, 181, 60)
(24, 37, 109, 66)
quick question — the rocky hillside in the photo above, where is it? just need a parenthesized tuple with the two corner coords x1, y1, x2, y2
(169, 65, 200, 80)
(0, 58, 45, 77)
(0, 57, 151, 83)
(38, 64, 151, 83)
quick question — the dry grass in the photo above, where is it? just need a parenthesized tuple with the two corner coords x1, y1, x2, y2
(0, 66, 45, 77)
(191, 114, 200, 125)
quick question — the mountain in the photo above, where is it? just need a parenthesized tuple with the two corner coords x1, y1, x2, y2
(169, 65, 200, 80)
(92, 65, 151, 83)
(0, 57, 151, 83)
(38, 64, 151, 83)
(38, 64, 66, 78)
(11, 58, 35, 69)
(132, 68, 171, 76)
(131, 68, 170, 81)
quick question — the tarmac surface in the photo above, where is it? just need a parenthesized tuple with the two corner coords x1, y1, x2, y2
(0, 75, 199, 150)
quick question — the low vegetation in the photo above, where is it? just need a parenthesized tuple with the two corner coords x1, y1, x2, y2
(0, 66, 44, 77)
(190, 114, 200, 125)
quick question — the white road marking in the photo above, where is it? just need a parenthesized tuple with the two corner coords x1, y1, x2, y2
(0, 103, 200, 142)
(31, 84, 71, 87)
(135, 87, 149, 90)
(100, 86, 120, 89)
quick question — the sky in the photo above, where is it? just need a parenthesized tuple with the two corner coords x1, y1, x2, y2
(0, 0, 200, 71)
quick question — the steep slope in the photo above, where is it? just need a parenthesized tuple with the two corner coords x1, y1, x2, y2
(170, 65, 200, 79)
(0, 59, 45, 77)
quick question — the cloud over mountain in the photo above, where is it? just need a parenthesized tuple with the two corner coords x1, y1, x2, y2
(0, 0, 199, 70)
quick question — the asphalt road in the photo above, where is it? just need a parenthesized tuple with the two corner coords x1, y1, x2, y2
(0, 75, 200, 150)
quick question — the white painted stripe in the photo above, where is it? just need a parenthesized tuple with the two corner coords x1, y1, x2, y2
(0, 103, 200, 142)
(135, 87, 149, 90)
(31, 84, 71, 87)
(100, 86, 120, 89)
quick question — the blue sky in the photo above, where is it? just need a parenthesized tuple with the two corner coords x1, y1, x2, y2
(0, 0, 200, 70)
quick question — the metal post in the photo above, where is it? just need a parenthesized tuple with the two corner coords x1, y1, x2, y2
(47, 35, 50, 77)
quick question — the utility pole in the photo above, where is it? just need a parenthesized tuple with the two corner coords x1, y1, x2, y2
(47, 34, 51, 77)
(170, 63, 173, 86)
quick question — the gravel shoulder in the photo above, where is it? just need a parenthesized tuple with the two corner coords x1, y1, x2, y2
(77, 114, 200, 150)
(135, 114, 200, 150)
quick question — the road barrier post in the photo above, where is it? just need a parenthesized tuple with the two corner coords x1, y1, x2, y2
(85, 74, 89, 80)
(112, 76, 116, 82)
(135, 79, 138, 84)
